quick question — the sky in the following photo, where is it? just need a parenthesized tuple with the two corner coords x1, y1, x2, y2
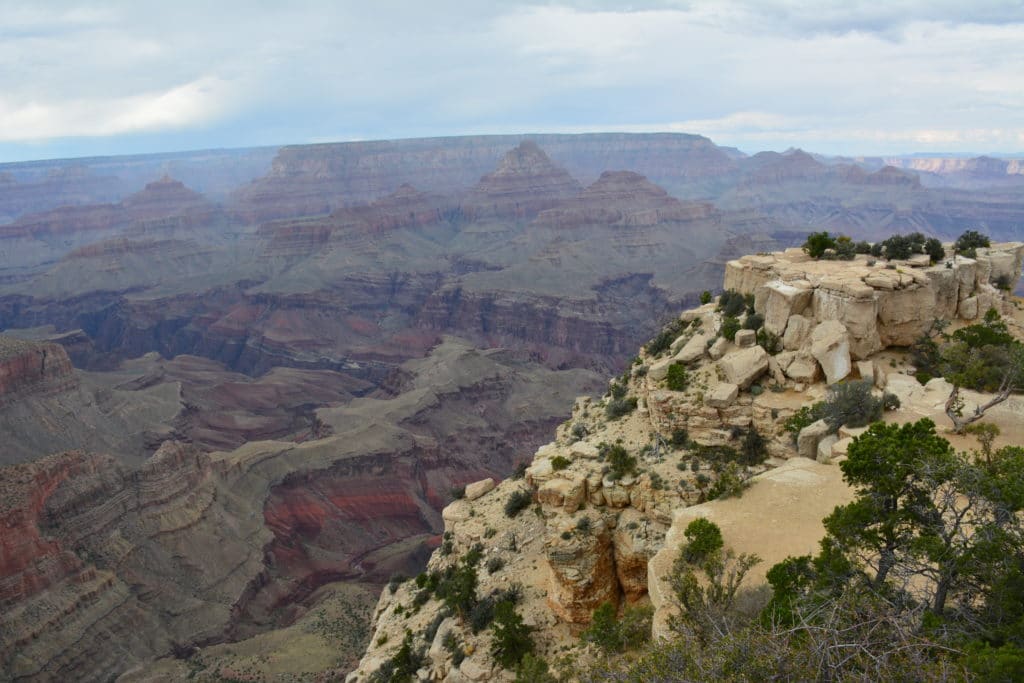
(1, 0, 1023, 162)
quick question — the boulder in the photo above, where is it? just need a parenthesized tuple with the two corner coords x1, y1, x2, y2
(718, 346, 769, 389)
(782, 314, 814, 351)
(856, 360, 876, 386)
(464, 478, 495, 501)
(707, 336, 729, 360)
(734, 329, 756, 348)
(648, 357, 674, 382)
(812, 286, 880, 359)
(810, 321, 851, 385)
(817, 434, 839, 463)
(676, 333, 711, 363)
(767, 356, 787, 384)
(569, 441, 599, 459)
(797, 419, 831, 459)
(763, 281, 813, 335)
(783, 352, 820, 383)
(707, 383, 739, 408)
(538, 474, 587, 513)
(958, 296, 979, 320)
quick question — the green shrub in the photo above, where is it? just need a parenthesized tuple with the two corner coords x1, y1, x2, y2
(646, 318, 688, 355)
(756, 328, 782, 355)
(604, 444, 637, 480)
(718, 290, 747, 317)
(820, 380, 886, 430)
(490, 601, 534, 669)
(924, 237, 945, 262)
(955, 229, 990, 258)
(744, 312, 764, 330)
(833, 236, 856, 260)
(515, 654, 557, 683)
(570, 422, 588, 441)
(605, 395, 638, 420)
(670, 428, 690, 448)
(486, 556, 505, 574)
(740, 426, 768, 465)
(371, 630, 423, 683)
(854, 240, 872, 254)
(550, 455, 571, 471)
(504, 490, 532, 518)
(994, 273, 1013, 291)
(707, 462, 749, 499)
(576, 516, 592, 534)
(720, 316, 741, 342)
(783, 404, 824, 443)
(700, 290, 713, 304)
(666, 363, 689, 391)
(802, 231, 837, 259)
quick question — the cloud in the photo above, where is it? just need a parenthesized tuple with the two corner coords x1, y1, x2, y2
(0, 1, 1022, 159)
(0, 77, 233, 141)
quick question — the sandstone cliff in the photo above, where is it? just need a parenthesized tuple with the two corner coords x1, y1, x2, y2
(348, 241, 1024, 682)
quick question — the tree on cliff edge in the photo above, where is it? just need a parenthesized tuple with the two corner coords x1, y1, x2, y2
(940, 309, 1024, 433)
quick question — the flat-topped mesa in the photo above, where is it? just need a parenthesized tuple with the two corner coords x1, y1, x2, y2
(463, 141, 583, 219)
(724, 242, 1024, 359)
(533, 170, 715, 229)
(0, 337, 78, 405)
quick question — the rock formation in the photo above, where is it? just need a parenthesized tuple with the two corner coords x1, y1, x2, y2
(0, 337, 77, 406)
(348, 242, 1024, 682)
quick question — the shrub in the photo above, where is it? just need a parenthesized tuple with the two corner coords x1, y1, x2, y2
(718, 290, 747, 317)
(700, 290, 713, 305)
(486, 556, 505, 574)
(756, 328, 782, 355)
(646, 318, 688, 355)
(833, 237, 856, 260)
(955, 229, 990, 257)
(504, 490, 532, 518)
(371, 630, 423, 683)
(666, 362, 689, 391)
(443, 631, 465, 666)
(515, 654, 557, 683)
(820, 380, 885, 431)
(802, 231, 837, 259)
(854, 240, 872, 254)
(743, 312, 764, 330)
(994, 273, 1013, 291)
(463, 543, 484, 567)
(720, 316, 741, 342)
(783, 404, 824, 443)
(550, 455, 571, 471)
(604, 444, 637, 480)
(707, 462, 749, 500)
(924, 237, 946, 262)
(576, 516, 592, 534)
(570, 422, 588, 441)
(740, 426, 768, 465)
(605, 395, 638, 420)
(450, 485, 466, 500)
(670, 428, 690, 448)
(582, 602, 624, 653)
(388, 573, 406, 594)
(491, 601, 534, 669)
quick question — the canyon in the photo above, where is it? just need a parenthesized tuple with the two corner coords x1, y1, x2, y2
(0, 133, 1022, 681)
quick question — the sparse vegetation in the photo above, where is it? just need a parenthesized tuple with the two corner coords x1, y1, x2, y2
(504, 490, 533, 518)
(954, 229, 991, 258)
(550, 455, 571, 471)
(665, 363, 689, 391)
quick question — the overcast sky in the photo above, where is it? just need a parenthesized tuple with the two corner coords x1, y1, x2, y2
(1, 0, 1023, 162)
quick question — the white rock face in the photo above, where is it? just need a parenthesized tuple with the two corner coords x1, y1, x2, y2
(707, 382, 739, 408)
(707, 336, 730, 360)
(734, 329, 757, 348)
(817, 434, 839, 463)
(677, 333, 711, 363)
(763, 281, 813, 336)
(464, 478, 496, 500)
(648, 357, 674, 382)
(718, 345, 769, 389)
(797, 419, 831, 459)
(782, 314, 814, 351)
(856, 360, 876, 386)
(810, 320, 851, 385)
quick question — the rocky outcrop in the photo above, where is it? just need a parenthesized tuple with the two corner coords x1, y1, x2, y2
(0, 336, 77, 405)
(725, 242, 1024, 361)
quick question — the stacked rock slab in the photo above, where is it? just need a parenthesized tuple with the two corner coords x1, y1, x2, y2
(723, 242, 1024, 361)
